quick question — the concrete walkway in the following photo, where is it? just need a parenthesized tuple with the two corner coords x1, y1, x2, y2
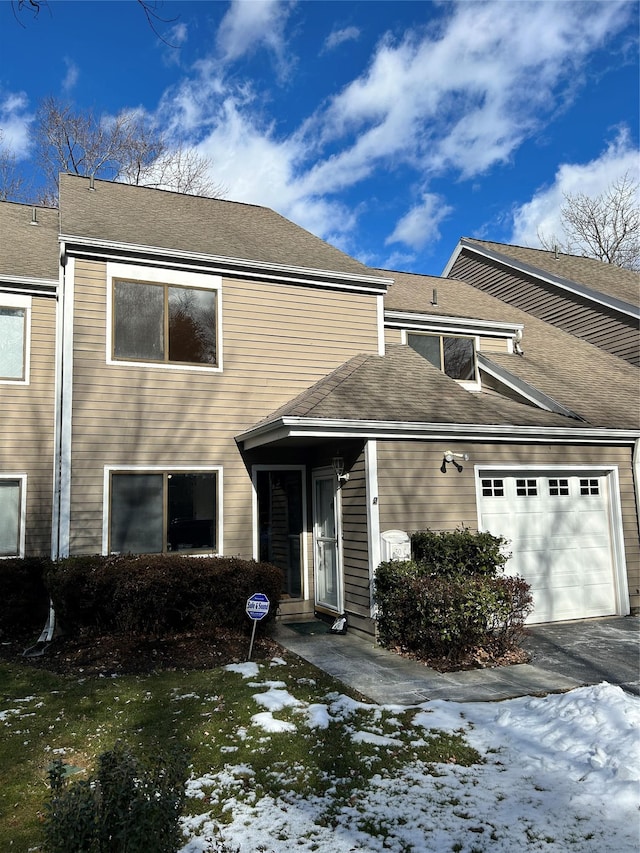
(274, 615, 639, 705)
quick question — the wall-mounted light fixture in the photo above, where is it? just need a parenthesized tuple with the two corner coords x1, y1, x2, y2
(332, 456, 350, 483)
(440, 450, 470, 473)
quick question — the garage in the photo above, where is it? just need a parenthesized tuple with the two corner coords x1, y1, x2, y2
(477, 470, 620, 624)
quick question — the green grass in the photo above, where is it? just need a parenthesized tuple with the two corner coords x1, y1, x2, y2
(0, 653, 481, 852)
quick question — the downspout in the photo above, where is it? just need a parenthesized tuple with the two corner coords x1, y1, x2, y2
(634, 439, 640, 542)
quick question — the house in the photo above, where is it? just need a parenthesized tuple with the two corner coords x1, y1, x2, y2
(1, 176, 638, 639)
(443, 238, 640, 366)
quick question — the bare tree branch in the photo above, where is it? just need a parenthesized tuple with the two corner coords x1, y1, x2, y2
(538, 173, 640, 270)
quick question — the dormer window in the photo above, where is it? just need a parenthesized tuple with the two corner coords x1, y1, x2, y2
(408, 332, 477, 382)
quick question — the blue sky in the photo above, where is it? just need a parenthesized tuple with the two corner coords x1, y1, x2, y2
(0, 0, 638, 275)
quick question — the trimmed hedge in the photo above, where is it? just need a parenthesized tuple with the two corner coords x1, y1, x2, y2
(45, 554, 284, 638)
(375, 529, 532, 663)
(0, 557, 51, 639)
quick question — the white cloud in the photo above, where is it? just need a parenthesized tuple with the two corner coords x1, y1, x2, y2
(216, 0, 295, 77)
(386, 193, 454, 251)
(322, 26, 360, 53)
(510, 127, 640, 247)
(62, 58, 79, 93)
(0, 91, 32, 158)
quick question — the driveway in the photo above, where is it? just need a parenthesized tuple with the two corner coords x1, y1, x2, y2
(522, 616, 640, 696)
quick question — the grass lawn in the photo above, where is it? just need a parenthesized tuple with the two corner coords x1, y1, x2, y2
(0, 650, 480, 852)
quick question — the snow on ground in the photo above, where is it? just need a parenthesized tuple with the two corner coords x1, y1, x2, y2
(179, 662, 639, 853)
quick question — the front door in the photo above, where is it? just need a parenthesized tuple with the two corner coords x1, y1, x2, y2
(313, 470, 343, 613)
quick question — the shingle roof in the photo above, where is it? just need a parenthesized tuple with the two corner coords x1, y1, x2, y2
(58, 174, 377, 278)
(381, 269, 639, 430)
(463, 238, 639, 308)
(0, 201, 59, 281)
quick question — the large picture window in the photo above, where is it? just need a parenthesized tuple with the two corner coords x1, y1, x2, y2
(109, 471, 218, 555)
(408, 333, 477, 381)
(0, 478, 23, 557)
(0, 296, 30, 382)
(113, 280, 217, 366)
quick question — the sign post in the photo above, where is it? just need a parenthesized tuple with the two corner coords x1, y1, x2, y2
(246, 592, 270, 661)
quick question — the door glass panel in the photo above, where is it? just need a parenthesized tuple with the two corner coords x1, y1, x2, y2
(110, 473, 163, 554)
(314, 476, 340, 611)
(257, 470, 303, 598)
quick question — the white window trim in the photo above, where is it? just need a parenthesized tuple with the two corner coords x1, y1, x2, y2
(102, 465, 223, 556)
(251, 464, 309, 601)
(0, 473, 27, 558)
(474, 463, 630, 617)
(0, 293, 31, 385)
(106, 262, 223, 372)
(403, 329, 481, 391)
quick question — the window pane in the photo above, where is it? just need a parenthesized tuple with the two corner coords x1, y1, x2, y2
(111, 474, 163, 554)
(168, 287, 217, 365)
(0, 307, 25, 380)
(443, 337, 475, 380)
(408, 334, 441, 369)
(0, 480, 21, 556)
(114, 281, 164, 361)
(167, 473, 216, 551)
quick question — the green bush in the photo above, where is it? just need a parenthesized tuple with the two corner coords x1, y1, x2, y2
(375, 529, 532, 663)
(0, 557, 51, 639)
(45, 554, 283, 638)
(43, 742, 188, 853)
(410, 527, 510, 576)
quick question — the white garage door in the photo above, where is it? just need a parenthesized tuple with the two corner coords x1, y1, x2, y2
(478, 472, 617, 624)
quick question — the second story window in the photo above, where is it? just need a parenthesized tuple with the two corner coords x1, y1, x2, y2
(408, 333, 477, 381)
(0, 294, 30, 383)
(113, 280, 217, 366)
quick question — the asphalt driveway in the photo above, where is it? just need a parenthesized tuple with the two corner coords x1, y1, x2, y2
(522, 616, 640, 696)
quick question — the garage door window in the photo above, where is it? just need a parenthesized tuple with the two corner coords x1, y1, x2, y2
(548, 478, 569, 496)
(482, 478, 504, 497)
(516, 478, 538, 497)
(580, 479, 600, 496)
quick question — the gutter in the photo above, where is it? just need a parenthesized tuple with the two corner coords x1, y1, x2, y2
(237, 416, 639, 450)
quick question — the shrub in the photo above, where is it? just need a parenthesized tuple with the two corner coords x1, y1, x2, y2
(45, 554, 284, 638)
(375, 528, 532, 664)
(410, 528, 510, 576)
(42, 742, 188, 853)
(0, 557, 51, 639)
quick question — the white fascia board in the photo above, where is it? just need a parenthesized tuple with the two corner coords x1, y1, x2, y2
(441, 241, 464, 277)
(456, 239, 640, 319)
(0, 274, 58, 297)
(238, 416, 639, 449)
(61, 233, 393, 295)
(385, 310, 522, 338)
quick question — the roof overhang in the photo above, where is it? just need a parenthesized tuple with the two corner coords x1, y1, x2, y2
(385, 310, 523, 338)
(60, 234, 393, 295)
(0, 273, 58, 297)
(237, 416, 639, 450)
(443, 239, 639, 320)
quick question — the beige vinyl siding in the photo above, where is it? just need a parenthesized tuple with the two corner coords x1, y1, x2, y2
(340, 448, 373, 633)
(478, 336, 509, 354)
(69, 260, 380, 556)
(450, 252, 639, 366)
(384, 327, 403, 348)
(1, 295, 56, 555)
(376, 440, 639, 613)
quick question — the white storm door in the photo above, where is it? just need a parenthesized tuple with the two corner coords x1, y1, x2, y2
(313, 470, 343, 613)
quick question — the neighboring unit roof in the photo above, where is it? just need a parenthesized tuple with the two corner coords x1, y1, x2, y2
(458, 238, 639, 311)
(58, 174, 384, 283)
(0, 201, 59, 283)
(381, 268, 639, 431)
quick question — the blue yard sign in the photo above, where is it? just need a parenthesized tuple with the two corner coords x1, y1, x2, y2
(246, 593, 270, 661)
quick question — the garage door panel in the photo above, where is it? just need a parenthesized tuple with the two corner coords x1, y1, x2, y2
(478, 472, 616, 624)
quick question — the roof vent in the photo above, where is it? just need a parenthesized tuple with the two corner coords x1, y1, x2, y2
(431, 287, 438, 306)
(30, 207, 38, 226)
(89, 175, 95, 191)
